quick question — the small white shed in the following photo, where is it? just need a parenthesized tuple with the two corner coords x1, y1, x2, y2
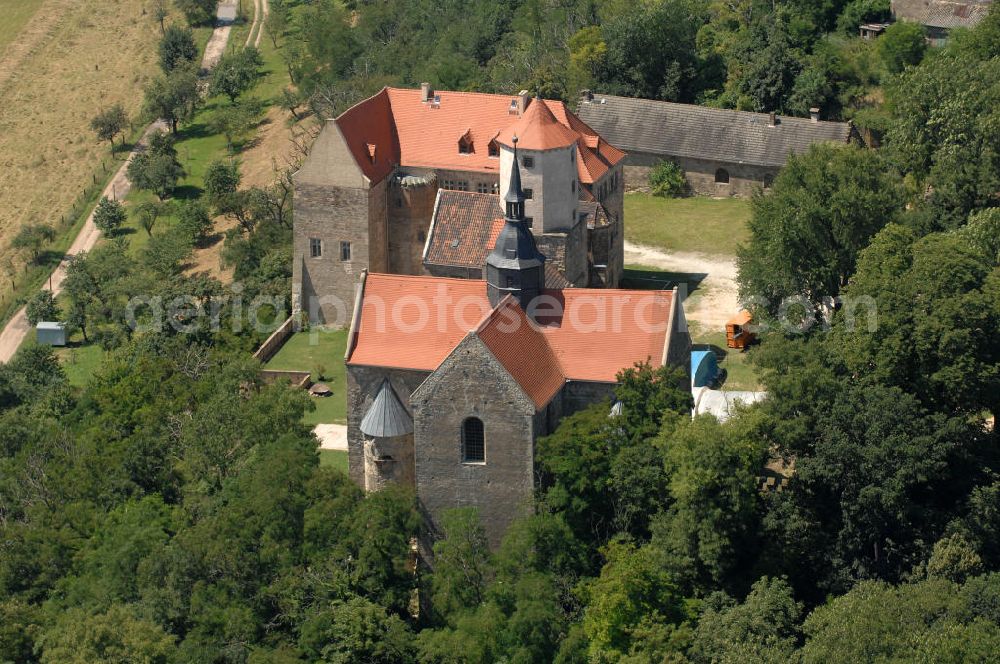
(36, 321, 67, 347)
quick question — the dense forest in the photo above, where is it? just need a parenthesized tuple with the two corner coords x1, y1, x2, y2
(2, 0, 1000, 662)
(281, 0, 921, 126)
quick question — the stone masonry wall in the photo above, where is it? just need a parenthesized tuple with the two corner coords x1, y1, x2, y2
(410, 333, 538, 548)
(346, 365, 431, 488)
(623, 151, 778, 198)
(388, 179, 438, 275)
(295, 181, 372, 327)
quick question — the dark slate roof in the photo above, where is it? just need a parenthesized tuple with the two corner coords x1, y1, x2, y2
(892, 0, 991, 28)
(425, 190, 573, 288)
(577, 94, 853, 169)
(425, 190, 505, 269)
(360, 379, 413, 438)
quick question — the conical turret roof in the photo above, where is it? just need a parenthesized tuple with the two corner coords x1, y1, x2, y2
(497, 98, 579, 150)
(360, 379, 413, 438)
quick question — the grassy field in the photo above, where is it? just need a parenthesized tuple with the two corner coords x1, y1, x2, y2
(266, 329, 348, 425)
(0, 0, 165, 303)
(319, 449, 348, 474)
(0, 0, 45, 55)
(55, 339, 104, 388)
(624, 194, 751, 256)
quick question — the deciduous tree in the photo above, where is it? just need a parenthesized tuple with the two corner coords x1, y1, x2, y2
(92, 196, 127, 235)
(158, 24, 199, 73)
(89, 104, 128, 152)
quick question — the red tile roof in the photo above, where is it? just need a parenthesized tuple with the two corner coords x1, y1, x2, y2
(496, 98, 580, 151)
(334, 88, 625, 185)
(347, 274, 492, 371)
(347, 273, 675, 407)
(477, 297, 565, 409)
(537, 289, 673, 384)
(336, 88, 398, 183)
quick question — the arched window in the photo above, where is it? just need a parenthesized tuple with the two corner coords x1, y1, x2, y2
(462, 417, 485, 462)
(715, 168, 730, 184)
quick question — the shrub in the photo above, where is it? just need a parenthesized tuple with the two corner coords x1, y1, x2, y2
(649, 161, 686, 197)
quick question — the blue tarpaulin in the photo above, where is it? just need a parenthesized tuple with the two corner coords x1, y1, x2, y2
(691, 350, 718, 388)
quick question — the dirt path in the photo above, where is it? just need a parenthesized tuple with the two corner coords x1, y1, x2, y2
(624, 240, 741, 331)
(203, 0, 238, 71)
(0, 1, 240, 363)
(245, 0, 269, 48)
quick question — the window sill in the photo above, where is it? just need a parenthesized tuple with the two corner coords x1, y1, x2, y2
(461, 461, 486, 466)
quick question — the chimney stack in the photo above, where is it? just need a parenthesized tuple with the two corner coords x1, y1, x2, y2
(809, 107, 820, 123)
(516, 90, 529, 116)
(768, 112, 777, 127)
(420, 82, 433, 103)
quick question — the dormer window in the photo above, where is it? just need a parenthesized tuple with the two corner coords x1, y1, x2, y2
(488, 140, 500, 158)
(458, 130, 473, 155)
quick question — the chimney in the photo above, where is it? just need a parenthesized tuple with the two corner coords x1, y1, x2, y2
(809, 107, 820, 123)
(580, 89, 593, 103)
(768, 112, 777, 127)
(420, 82, 433, 103)
(516, 90, 529, 116)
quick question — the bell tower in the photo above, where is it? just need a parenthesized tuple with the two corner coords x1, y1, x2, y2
(486, 137, 546, 310)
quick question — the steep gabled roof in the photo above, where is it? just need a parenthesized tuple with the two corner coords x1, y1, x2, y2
(424, 190, 505, 269)
(537, 289, 674, 384)
(577, 93, 852, 169)
(335, 88, 399, 182)
(347, 274, 678, 403)
(347, 274, 491, 371)
(332, 88, 626, 185)
(476, 297, 565, 409)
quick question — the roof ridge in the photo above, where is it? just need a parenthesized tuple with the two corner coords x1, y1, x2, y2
(474, 294, 518, 333)
(366, 272, 486, 286)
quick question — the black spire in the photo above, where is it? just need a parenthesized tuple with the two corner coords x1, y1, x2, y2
(504, 136, 526, 220)
(486, 136, 545, 309)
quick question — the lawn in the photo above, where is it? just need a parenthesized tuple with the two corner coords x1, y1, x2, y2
(0, 0, 44, 55)
(688, 323, 763, 392)
(319, 449, 348, 474)
(624, 194, 751, 256)
(266, 328, 349, 425)
(55, 340, 104, 389)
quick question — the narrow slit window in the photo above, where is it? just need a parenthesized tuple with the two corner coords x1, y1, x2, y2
(340, 241, 351, 261)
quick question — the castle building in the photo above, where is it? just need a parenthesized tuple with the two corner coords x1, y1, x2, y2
(292, 85, 626, 325)
(577, 91, 855, 196)
(344, 157, 689, 546)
